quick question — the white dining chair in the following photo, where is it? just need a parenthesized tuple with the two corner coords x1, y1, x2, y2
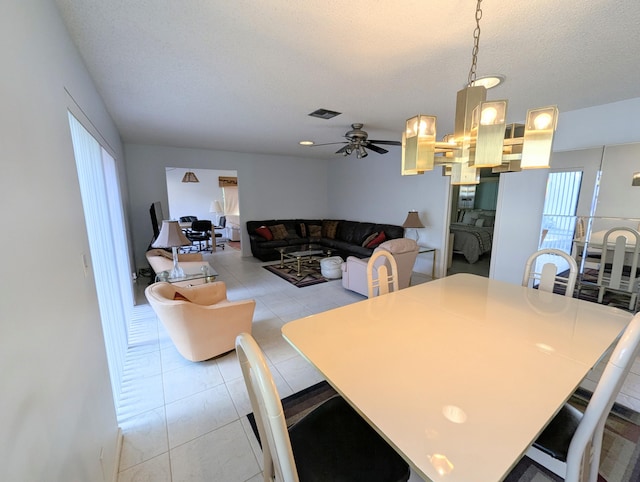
(367, 250, 399, 298)
(525, 312, 640, 482)
(235, 333, 410, 482)
(596, 227, 640, 311)
(522, 248, 578, 297)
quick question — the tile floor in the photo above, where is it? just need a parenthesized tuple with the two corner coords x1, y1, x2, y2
(117, 248, 430, 481)
(116, 248, 640, 481)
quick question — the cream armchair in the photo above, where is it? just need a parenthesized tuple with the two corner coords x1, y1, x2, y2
(341, 238, 419, 297)
(145, 281, 255, 361)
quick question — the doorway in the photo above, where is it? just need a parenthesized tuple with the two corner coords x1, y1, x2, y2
(165, 168, 240, 251)
(447, 169, 499, 277)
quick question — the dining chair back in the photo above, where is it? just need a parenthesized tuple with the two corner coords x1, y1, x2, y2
(187, 219, 212, 251)
(367, 250, 399, 298)
(596, 227, 640, 311)
(526, 312, 640, 482)
(522, 248, 578, 297)
(235, 333, 410, 482)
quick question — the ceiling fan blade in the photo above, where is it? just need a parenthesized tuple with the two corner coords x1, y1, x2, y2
(365, 143, 389, 154)
(335, 145, 351, 154)
(367, 139, 401, 146)
(311, 141, 348, 147)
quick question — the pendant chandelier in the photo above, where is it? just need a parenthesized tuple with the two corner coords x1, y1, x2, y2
(181, 170, 200, 183)
(401, 0, 558, 184)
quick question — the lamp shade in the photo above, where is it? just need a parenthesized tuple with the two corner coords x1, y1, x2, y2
(402, 211, 425, 228)
(152, 220, 191, 248)
(181, 171, 199, 183)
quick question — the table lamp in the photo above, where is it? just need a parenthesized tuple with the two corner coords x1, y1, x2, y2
(151, 220, 191, 278)
(402, 210, 425, 242)
(210, 200, 223, 225)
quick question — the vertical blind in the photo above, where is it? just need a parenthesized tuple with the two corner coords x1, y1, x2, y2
(68, 112, 129, 408)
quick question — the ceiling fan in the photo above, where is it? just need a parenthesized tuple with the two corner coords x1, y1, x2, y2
(313, 123, 401, 158)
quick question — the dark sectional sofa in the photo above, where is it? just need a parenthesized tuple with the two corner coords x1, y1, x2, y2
(247, 219, 405, 262)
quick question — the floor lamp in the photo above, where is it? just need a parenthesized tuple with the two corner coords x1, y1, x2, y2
(402, 211, 425, 242)
(152, 220, 191, 278)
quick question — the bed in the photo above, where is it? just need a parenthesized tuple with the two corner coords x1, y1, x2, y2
(450, 210, 495, 264)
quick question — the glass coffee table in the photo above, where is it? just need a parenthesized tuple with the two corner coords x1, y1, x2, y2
(156, 263, 218, 286)
(275, 244, 332, 277)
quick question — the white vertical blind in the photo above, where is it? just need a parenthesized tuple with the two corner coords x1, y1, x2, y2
(68, 112, 128, 408)
(538, 170, 583, 276)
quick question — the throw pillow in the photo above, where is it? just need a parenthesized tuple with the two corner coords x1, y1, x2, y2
(322, 220, 339, 239)
(308, 225, 322, 238)
(255, 225, 273, 241)
(361, 232, 379, 247)
(269, 223, 288, 240)
(366, 231, 387, 248)
(173, 291, 191, 302)
(475, 219, 485, 227)
(299, 223, 307, 238)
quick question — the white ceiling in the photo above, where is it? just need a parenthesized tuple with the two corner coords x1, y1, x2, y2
(54, 0, 640, 160)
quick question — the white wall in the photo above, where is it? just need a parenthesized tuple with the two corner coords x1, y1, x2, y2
(1, 1, 122, 480)
(125, 144, 330, 268)
(327, 152, 450, 278)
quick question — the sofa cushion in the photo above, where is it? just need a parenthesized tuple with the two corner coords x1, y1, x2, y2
(366, 231, 387, 248)
(255, 226, 273, 240)
(322, 220, 339, 239)
(269, 223, 288, 240)
(299, 222, 307, 237)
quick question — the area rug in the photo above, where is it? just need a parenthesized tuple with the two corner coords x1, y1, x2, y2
(262, 262, 328, 288)
(247, 381, 640, 481)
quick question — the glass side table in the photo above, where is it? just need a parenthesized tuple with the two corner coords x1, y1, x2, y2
(156, 264, 218, 286)
(417, 246, 436, 279)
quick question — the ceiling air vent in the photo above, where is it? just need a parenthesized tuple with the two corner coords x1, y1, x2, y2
(308, 108, 341, 120)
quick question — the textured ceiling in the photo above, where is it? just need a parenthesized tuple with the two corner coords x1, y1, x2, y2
(54, 0, 640, 160)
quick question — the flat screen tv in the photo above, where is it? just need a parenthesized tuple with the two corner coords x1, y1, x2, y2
(149, 201, 164, 240)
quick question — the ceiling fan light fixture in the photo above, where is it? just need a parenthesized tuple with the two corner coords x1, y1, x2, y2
(299, 140, 314, 146)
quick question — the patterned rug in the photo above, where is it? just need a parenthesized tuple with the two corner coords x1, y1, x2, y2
(248, 381, 640, 481)
(262, 262, 328, 288)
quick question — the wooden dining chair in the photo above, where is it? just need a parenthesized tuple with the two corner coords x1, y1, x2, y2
(235, 333, 410, 482)
(367, 250, 399, 298)
(526, 313, 640, 482)
(522, 248, 578, 297)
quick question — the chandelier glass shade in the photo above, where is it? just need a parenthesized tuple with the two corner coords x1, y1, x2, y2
(401, 0, 558, 182)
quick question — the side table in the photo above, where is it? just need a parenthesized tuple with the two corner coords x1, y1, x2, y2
(418, 246, 436, 280)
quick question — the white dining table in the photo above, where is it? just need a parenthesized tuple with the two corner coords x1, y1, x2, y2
(281, 273, 631, 482)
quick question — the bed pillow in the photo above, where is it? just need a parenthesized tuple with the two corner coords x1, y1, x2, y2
(475, 219, 485, 227)
(462, 211, 480, 225)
